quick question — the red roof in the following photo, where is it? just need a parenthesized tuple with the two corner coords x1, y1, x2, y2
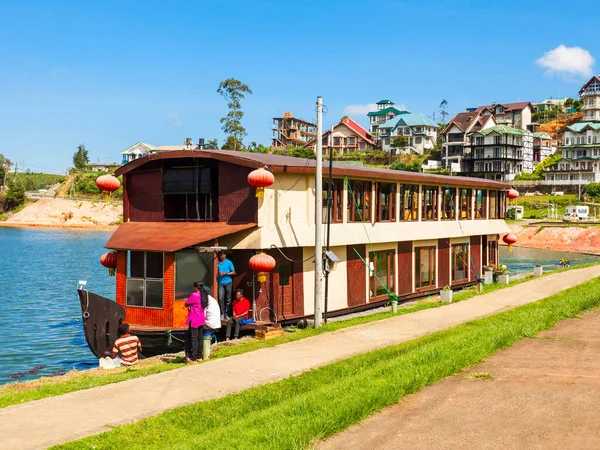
(105, 222, 256, 252)
(318, 117, 376, 146)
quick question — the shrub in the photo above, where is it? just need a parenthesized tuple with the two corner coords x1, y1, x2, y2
(4, 181, 26, 210)
(586, 183, 600, 198)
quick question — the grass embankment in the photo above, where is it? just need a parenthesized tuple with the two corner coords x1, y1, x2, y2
(1, 262, 596, 409)
(55, 277, 600, 450)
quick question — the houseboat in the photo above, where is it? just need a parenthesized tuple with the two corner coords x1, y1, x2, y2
(78, 149, 510, 358)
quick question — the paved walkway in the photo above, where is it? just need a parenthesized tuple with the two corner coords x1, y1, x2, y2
(319, 309, 600, 450)
(2, 266, 600, 449)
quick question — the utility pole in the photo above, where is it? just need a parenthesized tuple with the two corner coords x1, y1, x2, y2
(314, 96, 324, 328)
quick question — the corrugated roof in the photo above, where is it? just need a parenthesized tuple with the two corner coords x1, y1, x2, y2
(565, 122, 600, 132)
(471, 125, 525, 136)
(105, 222, 256, 252)
(380, 113, 439, 130)
(533, 132, 552, 138)
(116, 149, 510, 189)
(367, 107, 409, 117)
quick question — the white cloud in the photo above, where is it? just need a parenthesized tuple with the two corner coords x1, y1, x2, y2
(343, 102, 407, 116)
(536, 45, 595, 80)
(168, 112, 183, 127)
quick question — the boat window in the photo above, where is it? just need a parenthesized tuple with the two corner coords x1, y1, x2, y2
(489, 191, 498, 219)
(369, 250, 395, 299)
(323, 178, 344, 224)
(475, 189, 487, 219)
(421, 186, 438, 221)
(415, 246, 436, 289)
(376, 182, 396, 222)
(347, 180, 372, 222)
(163, 161, 216, 222)
(441, 187, 456, 220)
(487, 240, 497, 267)
(459, 188, 472, 220)
(399, 184, 419, 221)
(452, 244, 468, 282)
(174, 252, 214, 299)
(126, 251, 164, 309)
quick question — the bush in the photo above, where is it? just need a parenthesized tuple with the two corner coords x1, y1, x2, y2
(390, 161, 421, 172)
(586, 183, 600, 198)
(4, 181, 26, 210)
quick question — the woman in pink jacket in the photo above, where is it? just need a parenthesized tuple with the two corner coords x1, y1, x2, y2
(185, 282, 206, 363)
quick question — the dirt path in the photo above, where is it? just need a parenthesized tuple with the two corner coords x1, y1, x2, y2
(2, 266, 600, 449)
(319, 309, 600, 450)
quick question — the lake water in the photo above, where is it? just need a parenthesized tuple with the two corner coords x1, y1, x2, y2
(0, 227, 113, 385)
(0, 228, 599, 385)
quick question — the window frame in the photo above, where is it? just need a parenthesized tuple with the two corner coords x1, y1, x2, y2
(347, 180, 372, 223)
(399, 184, 419, 221)
(126, 251, 164, 309)
(452, 243, 469, 283)
(323, 178, 344, 224)
(474, 189, 487, 219)
(369, 250, 395, 300)
(458, 188, 473, 220)
(375, 182, 397, 222)
(415, 246, 436, 290)
(441, 187, 457, 220)
(421, 185, 439, 221)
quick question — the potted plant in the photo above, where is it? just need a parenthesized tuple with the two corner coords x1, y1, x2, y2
(533, 264, 543, 277)
(440, 285, 453, 303)
(497, 264, 510, 285)
(484, 265, 495, 284)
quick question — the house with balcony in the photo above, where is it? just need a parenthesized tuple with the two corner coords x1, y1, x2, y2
(377, 113, 439, 155)
(579, 76, 600, 122)
(306, 117, 377, 155)
(367, 100, 410, 136)
(544, 122, 600, 184)
(533, 131, 554, 163)
(272, 112, 316, 148)
(442, 109, 497, 171)
(463, 125, 534, 182)
(467, 102, 533, 130)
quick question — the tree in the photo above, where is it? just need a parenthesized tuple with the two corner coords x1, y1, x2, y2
(72, 144, 89, 170)
(217, 78, 253, 151)
(0, 153, 6, 187)
(222, 135, 244, 151)
(204, 138, 219, 150)
(4, 181, 26, 210)
(391, 136, 409, 152)
(246, 142, 269, 153)
(24, 178, 36, 191)
(288, 147, 316, 160)
(439, 99, 449, 124)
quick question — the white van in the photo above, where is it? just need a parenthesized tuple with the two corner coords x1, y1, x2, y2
(563, 205, 589, 221)
(506, 205, 524, 220)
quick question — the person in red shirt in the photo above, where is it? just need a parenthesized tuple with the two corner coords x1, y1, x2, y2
(225, 289, 250, 340)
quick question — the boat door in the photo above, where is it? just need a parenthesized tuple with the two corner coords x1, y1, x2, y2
(278, 262, 294, 317)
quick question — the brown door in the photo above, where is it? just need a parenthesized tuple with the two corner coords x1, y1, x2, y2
(279, 262, 294, 316)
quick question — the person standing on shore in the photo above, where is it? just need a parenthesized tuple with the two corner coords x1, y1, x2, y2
(217, 251, 236, 319)
(185, 282, 206, 363)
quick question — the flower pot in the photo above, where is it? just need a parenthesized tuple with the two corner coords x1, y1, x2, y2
(498, 274, 510, 285)
(440, 290, 453, 303)
(533, 266, 543, 277)
(391, 300, 398, 313)
(484, 270, 494, 284)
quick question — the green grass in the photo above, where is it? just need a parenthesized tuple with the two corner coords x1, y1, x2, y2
(2, 261, 598, 410)
(464, 372, 495, 380)
(54, 277, 600, 450)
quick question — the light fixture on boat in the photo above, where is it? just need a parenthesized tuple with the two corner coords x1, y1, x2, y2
(324, 250, 340, 273)
(77, 280, 87, 290)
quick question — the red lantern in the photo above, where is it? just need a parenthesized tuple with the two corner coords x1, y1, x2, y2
(249, 252, 276, 283)
(96, 174, 121, 192)
(100, 252, 117, 276)
(506, 189, 519, 200)
(247, 167, 274, 199)
(503, 233, 518, 252)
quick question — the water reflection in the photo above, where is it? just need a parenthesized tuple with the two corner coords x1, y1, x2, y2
(500, 246, 600, 276)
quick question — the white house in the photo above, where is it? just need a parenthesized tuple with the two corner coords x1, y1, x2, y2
(377, 113, 439, 155)
(579, 76, 600, 122)
(366, 100, 410, 136)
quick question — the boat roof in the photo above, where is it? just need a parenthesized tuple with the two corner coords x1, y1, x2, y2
(116, 149, 509, 189)
(105, 222, 256, 252)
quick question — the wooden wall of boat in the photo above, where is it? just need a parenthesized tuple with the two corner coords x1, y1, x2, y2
(397, 241, 413, 295)
(470, 235, 482, 277)
(438, 239, 450, 288)
(218, 161, 256, 224)
(126, 168, 164, 222)
(116, 251, 175, 327)
(347, 244, 367, 307)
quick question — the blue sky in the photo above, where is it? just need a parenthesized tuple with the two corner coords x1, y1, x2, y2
(0, 0, 598, 173)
